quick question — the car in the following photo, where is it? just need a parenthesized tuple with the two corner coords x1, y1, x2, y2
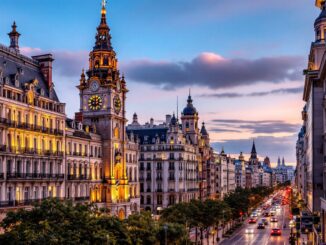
(245, 228, 254, 234)
(261, 218, 269, 226)
(257, 223, 265, 229)
(271, 217, 278, 222)
(263, 212, 270, 217)
(251, 212, 258, 217)
(271, 228, 282, 236)
(248, 218, 257, 224)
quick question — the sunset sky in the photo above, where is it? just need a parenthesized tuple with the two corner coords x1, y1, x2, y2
(0, 0, 319, 166)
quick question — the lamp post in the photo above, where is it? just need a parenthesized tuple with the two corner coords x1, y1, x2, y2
(222, 210, 225, 235)
(163, 224, 168, 245)
(211, 227, 216, 245)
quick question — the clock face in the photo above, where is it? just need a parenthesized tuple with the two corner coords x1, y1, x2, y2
(90, 80, 99, 92)
(113, 96, 121, 114)
(88, 95, 103, 111)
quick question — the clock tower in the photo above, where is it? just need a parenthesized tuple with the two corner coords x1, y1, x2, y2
(77, 1, 130, 217)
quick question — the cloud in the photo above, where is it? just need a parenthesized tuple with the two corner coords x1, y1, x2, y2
(210, 119, 301, 134)
(199, 87, 303, 99)
(211, 135, 297, 164)
(121, 52, 304, 90)
(21, 47, 88, 77)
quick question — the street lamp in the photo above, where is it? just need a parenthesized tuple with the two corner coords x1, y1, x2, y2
(222, 210, 225, 235)
(211, 227, 216, 245)
(163, 224, 168, 245)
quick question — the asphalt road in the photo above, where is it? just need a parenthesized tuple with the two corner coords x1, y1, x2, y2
(220, 202, 291, 245)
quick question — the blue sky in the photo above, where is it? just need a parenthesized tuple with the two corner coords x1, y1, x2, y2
(0, 0, 319, 165)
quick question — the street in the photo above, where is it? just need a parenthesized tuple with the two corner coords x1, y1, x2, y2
(220, 192, 292, 245)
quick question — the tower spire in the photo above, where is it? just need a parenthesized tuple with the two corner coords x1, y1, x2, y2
(93, 0, 112, 51)
(8, 21, 20, 52)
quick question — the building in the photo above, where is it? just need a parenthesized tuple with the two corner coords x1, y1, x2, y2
(302, 0, 325, 213)
(296, 125, 306, 204)
(0, 2, 140, 218)
(234, 152, 246, 189)
(127, 113, 200, 213)
(0, 22, 66, 206)
(65, 119, 103, 203)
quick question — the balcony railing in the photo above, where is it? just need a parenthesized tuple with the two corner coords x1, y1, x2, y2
(6, 172, 65, 180)
(0, 118, 64, 136)
(0, 146, 64, 157)
(68, 175, 91, 180)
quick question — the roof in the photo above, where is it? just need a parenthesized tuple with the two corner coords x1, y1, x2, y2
(0, 45, 59, 102)
(126, 127, 168, 144)
(315, 4, 326, 25)
(182, 95, 197, 116)
(200, 122, 208, 136)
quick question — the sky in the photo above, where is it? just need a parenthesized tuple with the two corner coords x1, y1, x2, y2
(0, 0, 319, 166)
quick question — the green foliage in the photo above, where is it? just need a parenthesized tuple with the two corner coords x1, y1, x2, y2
(125, 212, 159, 245)
(0, 187, 275, 245)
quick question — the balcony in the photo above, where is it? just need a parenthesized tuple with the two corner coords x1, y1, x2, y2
(74, 196, 90, 201)
(0, 146, 64, 157)
(0, 197, 66, 208)
(6, 172, 64, 180)
(168, 176, 175, 181)
(68, 175, 91, 180)
(0, 118, 64, 136)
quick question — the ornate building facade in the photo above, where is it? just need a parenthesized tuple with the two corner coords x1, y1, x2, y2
(127, 112, 200, 213)
(0, 23, 66, 206)
(0, 2, 139, 218)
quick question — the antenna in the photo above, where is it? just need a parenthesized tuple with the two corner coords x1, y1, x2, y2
(177, 96, 179, 121)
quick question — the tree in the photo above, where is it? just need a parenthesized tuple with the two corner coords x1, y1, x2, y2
(125, 211, 159, 245)
(0, 199, 130, 245)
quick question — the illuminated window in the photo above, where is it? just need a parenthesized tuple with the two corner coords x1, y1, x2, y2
(114, 126, 119, 139)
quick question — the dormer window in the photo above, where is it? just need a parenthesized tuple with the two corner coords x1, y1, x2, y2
(5, 77, 10, 85)
(15, 74, 19, 87)
(71, 121, 75, 129)
(40, 88, 45, 96)
(17, 67, 24, 75)
(78, 122, 83, 131)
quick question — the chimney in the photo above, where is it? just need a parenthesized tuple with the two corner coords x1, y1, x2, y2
(32, 54, 54, 88)
(150, 118, 154, 128)
(166, 114, 172, 125)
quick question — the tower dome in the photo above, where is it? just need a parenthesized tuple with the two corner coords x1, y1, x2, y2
(182, 94, 197, 116)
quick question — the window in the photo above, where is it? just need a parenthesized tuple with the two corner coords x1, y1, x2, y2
(34, 187, 39, 199)
(42, 186, 46, 199)
(42, 162, 46, 174)
(157, 195, 162, 205)
(146, 195, 151, 205)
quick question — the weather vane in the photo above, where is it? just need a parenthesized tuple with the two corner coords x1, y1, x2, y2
(102, 0, 107, 8)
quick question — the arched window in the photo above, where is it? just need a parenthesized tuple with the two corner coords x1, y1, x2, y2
(114, 125, 119, 139)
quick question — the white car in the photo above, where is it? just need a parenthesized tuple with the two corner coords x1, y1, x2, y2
(245, 228, 254, 234)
